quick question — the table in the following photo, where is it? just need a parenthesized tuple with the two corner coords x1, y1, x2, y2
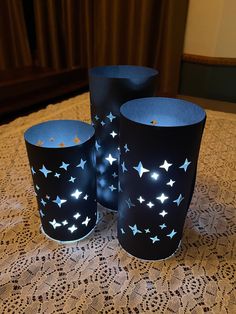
(0, 93, 235, 313)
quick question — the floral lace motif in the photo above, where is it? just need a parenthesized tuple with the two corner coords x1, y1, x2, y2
(0, 93, 235, 313)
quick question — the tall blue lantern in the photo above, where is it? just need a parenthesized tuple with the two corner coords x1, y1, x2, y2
(89, 65, 158, 211)
(24, 120, 97, 242)
(118, 98, 206, 260)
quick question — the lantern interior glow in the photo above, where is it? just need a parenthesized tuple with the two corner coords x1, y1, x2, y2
(120, 98, 206, 127)
(24, 120, 95, 148)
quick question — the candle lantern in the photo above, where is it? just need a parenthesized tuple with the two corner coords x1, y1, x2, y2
(118, 98, 206, 260)
(24, 120, 97, 242)
(89, 65, 158, 211)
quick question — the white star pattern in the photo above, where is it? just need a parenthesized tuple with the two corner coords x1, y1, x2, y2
(82, 216, 91, 226)
(147, 201, 154, 208)
(159, 223, 167, 229)
(110, 131, 117, 138)
(159, 160, 172, 172)
(35, 185, 40, 190)
(156, 193, 169, 204)
(129, 224, 142, 235)
(62, 220, 68, 226)
(159, 210, 168, 217)
(39, 165, 52, 177)
(109, 185, 117, 192)
(83, 194, 88, 200)
(71, 189, 82, 199)
(73, 212, 81, 220)
(166, 179, 175, 187)
(124, 144, 130, 153)
(107, 112, 116, 122)
(121, 162, 128, 173)
(77, 158, 87, 169)
(112, 172, 118, 178)
(31, 167, 36, 175)
(68, 225, 77, 233)
(121, 228, 125, 234)
(105, 154, 117, 165)
(126, 198, 135, 208)
(133, 161, 150, 178)
(173, 194, 184, 206)
(60, 162, 69, 170)
(167, 229, 177, 239)
(49, 219, 61, 229)
(137, 196, 145, 203)
(179, 158, 191, 172)
(145, 229, 150, 233)
(95, 141, 101, 151)
(101, 121, 105, 126)
(151, 172, 159, 180)
(150, 236, 160, 243)
(69, 176, 76, 183)
(54, 172, 60, 178)
(41, 198, 46, 206)
(53, 196, 67, 208)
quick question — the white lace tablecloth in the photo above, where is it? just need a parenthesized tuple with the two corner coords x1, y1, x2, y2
(0, 93, 235, 313)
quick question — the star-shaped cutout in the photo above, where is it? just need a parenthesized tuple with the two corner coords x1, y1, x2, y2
(126, 198, 135, 208)
(118, 181, 123, 192)
(95, 141, 101, 151)
(77, 158, 87, 169)
(159, 210, 168, 217)
(120, 228, 125, 234)
(173, 194, 184, 206)
(151, 172, 159, 180)
(166, 179, 175, 187)
(82, 216, 91, 226)
(179, 158, 191, 172)
(46, 195, 50, 200)
(156, 193, 169, 204)
(53, 196, 67, 208)
(54, 172, 60, 178)
(105, 154, 117, 165)
(167, 229, 177, 239)
(150, 236, 160, 243)
(121, 162, 127, 173)
(109, 185, 117, 192)
(68, 225, 77, 233)
(39, 165, 52, 177)
(124, 144, 130, 153)
(137, 196, 145, 203)
(133, 161, 150, 178)
(59, 162, 70, 171)
(49, 219, 61, 229)
(107, 112, 116, 122)
(159, 160, 172, 172)
(31, 167, 36, 175)
(145, 228, 150, 233)
(71, 189, 82, 199)
(35, 185, 40, 190)
(112, 172, 118, 178)
(73, 212, 81, 220)
(147, 201, 154, 208)
(110, 131, 117, 138)
(101, 121, 105, 126)
(83, 194, 88, 200)
(39, 209, 45, 217)
(129, 224, 142, 235)
(159, 223, 167, 229)
(41, 198, 47, 206)
(69, 176, 76, 183)
(62, 220, 68, 226)
(94, 115, 99, 121)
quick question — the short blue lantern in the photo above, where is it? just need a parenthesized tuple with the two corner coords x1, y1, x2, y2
(118, 98, 206, 260)
(24, 120, 97, 242)
(89, 65, 158, 211)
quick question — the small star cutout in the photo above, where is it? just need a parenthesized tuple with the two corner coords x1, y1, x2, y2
(83, 194, 88, 200)
(126, 198, 135, 208)
(159, 223, 167, 229)
(110, 131, 117, 138)
(124, 144, 130, 153)
(118, 181, 123, 192)
(39, 165, 52, 177)
(77, 158, 87, 169)
(39, 209, 45, 217)
(62, 220, 68, 226)
(101, 121, 105, 126)
(53, 196, 67, 208)
(95, 141, 101, 151)
(107, 112, 116, 122)
(112, 172, 118, 178)
(129, 224, 142, 235)
(173, 194, 184, 206)
(35, 185, 40, 190)
(151, 172, 159, 180)
(69, 176, 76, 183)
(105, 154, 117, 165)
(95, 115, 99, 121)
(156, 193, 169, 204)
(41, 198, 47, 206)
(179, 158, 191, 172)
(109, 185, 117, 192)
(150, 236, 160, 243)
(145, 228, 150, 233)
(49, 219, 61, 229)
(167, 229, 177, 239)
(82, 216, 91, 226)
(159, 160, 172, 172)
(147, 201, 154, 208)
(46, 195, 50, 200)
(73, 212, 81, 220)
(159, 210, 168, 217)
(166, 179, 175, 187)
(121, 162, 128, 173)
(60, 162, 69, 170)
(71, 189, 82, 199)
(54, 172, 60, 178)
(68, 225, 77, 233)
(137, 196, 145, 203)
(120, 228, 125, 234)
(31, 167, 36, 175)
(133, 161, 150, 178)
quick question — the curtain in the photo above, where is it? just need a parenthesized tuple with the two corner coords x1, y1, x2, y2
(0, 0, 32, 70)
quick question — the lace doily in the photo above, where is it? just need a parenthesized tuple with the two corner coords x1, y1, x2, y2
(0, 93, 235, 313)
